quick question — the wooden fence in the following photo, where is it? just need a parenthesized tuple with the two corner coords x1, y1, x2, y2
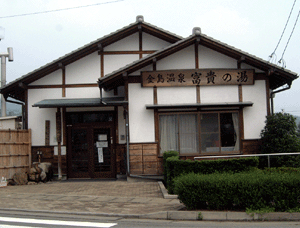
(0, 129, 31, 179)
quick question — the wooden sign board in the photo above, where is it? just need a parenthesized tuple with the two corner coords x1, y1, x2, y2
(142, 69, 254, 87)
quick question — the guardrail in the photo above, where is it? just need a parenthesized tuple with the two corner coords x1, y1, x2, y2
(194, 152, 300, 168)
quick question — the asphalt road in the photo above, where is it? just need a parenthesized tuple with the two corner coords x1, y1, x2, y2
(0, 212, 300, 228)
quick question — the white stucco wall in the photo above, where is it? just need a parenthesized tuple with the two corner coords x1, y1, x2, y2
(198, 45, 237, 69)
(142, 33, 172, 50)
(104, 33, 139, 51)
(157, 46, 195, 70)
(0, 118, 17, 129)
(66, 52, 100, 84)
(157, 87, 197, 104)
(128, 83, 155, 143)
(104, 54, 139, 75)
(243, 80, 267, 139)
(65, 87, 100, 98)
(28, 88, 62, 146)
(200, 85, 239, 103)
(29, 70, 62, 85)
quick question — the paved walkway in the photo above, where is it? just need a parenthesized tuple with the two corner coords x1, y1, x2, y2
(0, 180, 183, 215)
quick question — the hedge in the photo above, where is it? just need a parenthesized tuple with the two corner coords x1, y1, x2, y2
(174, 171, 300, 211)
(162, 151, 179, 185)
(263, 167, 300, 174)
(165, 156, 259, 194)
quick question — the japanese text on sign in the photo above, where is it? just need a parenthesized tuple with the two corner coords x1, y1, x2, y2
(142, 69, 254, 87)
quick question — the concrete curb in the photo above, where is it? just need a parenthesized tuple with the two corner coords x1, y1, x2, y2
(1, 208, 300, 221)
(158, 181, 178, 199)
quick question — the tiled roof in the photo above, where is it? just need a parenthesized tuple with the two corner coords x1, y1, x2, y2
(0, 17, 182, 93)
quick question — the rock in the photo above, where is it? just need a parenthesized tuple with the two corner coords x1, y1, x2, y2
(31, 162, 53, 182)
(12, 172, 28, 185)
(40, 172, 47, 182)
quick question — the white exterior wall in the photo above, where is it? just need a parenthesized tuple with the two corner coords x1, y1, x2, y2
(142, 33, 171, 50)
(0, 118, 17, 129)
(29, 70, 62, 85)
(128, 84, 155, 143)
(243, 80, 267, 139)
(104, 54, 139, 75)
(198, 46, 237, 68)
(28, 88, 62, 146)
(200, 85, 239, 103)
(65, 87, 100, 98)
(157, 46, 195, 70)
(104, 33, 139, 51)
(157, 87, 197, 104)
(66, 52, 100, 84)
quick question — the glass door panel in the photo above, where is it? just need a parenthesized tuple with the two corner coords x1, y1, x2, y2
(93, 128, 112, 173)
(201, 113, 220, 153)
(68, 128, 89, 177)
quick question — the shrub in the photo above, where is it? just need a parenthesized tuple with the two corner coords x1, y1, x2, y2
(174, 171, 300, 211)
(165, 156, 259, 194)
(260, 112, 300, 167)
(263, 167, 300, 174)
(162, 151, 179, 186)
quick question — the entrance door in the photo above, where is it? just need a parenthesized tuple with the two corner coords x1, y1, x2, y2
(67, 124, 115, 179)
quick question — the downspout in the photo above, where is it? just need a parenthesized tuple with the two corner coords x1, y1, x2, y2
(270, 81, 292, 114)
(125, 107, 130, 176)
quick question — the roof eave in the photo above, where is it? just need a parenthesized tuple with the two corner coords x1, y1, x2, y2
(1, 19, 182, 97)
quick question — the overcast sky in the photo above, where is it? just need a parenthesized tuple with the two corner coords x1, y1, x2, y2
(0, 0, 299, 115)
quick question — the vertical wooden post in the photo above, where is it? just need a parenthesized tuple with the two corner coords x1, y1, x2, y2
(45, 120, 50, 146)
(56, 108, 62, 180)
(28, 129, 32, 169)
(62, 107, 67, 146)
(139, 27, 143, 59)
(195, 39, 200, 103)
(153, 86, 157, 105)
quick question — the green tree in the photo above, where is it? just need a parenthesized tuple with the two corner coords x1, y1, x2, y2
(260, 112, 300, 167)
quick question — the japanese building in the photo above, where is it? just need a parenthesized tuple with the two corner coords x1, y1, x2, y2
(0, 16, 298, 179)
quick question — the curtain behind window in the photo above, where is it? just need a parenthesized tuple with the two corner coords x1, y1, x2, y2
(179, 114, 198, 154)
(159, 115, 178, 153)
(232, 113, 239, 151)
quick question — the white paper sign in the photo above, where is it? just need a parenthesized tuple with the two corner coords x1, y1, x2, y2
(96, 141, 108, 148)
(98, 134, 107, 141)
(98, 148, 103, 163)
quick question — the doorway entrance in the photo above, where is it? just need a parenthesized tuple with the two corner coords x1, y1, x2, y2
(66, 112, 116, 179)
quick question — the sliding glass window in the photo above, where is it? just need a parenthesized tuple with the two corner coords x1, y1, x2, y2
(159, 112, 239, 155)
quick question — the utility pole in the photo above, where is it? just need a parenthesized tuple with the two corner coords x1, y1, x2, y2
(0, 27, 14, 117)
(0, 48, 13, 117)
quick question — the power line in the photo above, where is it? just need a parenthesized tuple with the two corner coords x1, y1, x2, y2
(269, 0, 297, 62)
(0, 0, 124, 19)
(278, 7, 300, 67)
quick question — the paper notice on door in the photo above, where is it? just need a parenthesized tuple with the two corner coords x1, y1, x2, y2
(98, 148, 103, 163)
(96, 141, 108, 148)
(98, 134, 107, 141)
